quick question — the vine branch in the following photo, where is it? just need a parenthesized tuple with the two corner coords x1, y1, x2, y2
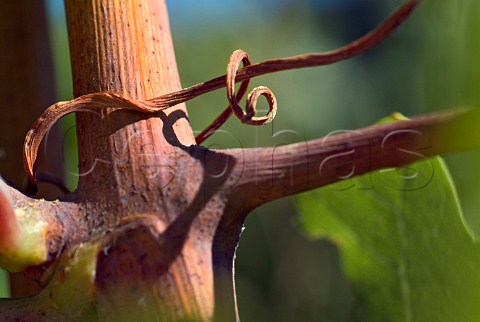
(223, 108, 477, 210)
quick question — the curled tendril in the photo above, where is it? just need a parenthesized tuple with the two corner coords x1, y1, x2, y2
(226, 50, 277, 126)
(194, 0, 420, 143)
(245, 86, 277, 125)
(23, 0, 421, 194)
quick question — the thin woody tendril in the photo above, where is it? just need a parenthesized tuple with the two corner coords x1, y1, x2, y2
(23, 0, 421, 194)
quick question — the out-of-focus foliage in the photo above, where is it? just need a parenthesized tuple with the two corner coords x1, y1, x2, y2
(297, 130, 480, 322)
(296, 1, 480, 322)
(420, 0, 480, 236)
(0, 279, 7, 298)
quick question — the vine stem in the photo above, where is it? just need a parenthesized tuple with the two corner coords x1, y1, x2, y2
(224, 108, 478, 209)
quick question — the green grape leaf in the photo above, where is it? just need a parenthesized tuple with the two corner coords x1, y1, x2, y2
(296, 155, 480, 322)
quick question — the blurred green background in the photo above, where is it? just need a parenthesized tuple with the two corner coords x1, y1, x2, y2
(2, 1, 479, 321)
